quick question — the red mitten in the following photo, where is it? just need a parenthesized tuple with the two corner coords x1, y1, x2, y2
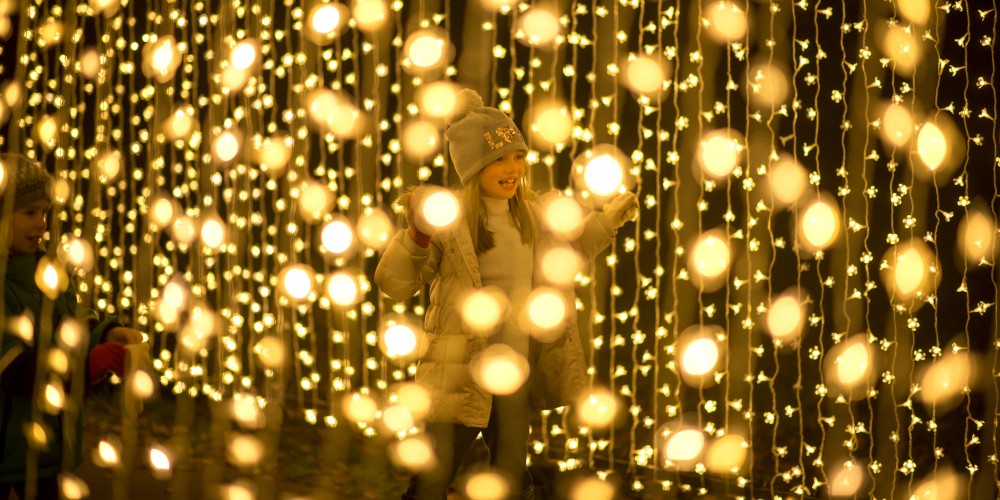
(88, 342, 126, 385)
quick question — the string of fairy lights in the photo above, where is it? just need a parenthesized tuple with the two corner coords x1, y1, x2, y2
(2, 0, 999, 498)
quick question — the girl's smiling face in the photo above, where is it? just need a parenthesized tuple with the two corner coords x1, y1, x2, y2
(478, 150, 526, 200)
(9, 199, 49, 255)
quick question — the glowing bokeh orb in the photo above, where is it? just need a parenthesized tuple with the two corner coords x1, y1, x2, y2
(959, 208, 997, 264)
(391, 436, 435, 472)
(418, 82, 458, 119)
(464, 472, 509, 500)
(698, 133, 741, 178)
(230, 40, 258, 70)
(525, 288, 567, 331)
(748, 63, 789, 107)
(401, 120, 440, 159)
(828, 464, 864, 497)
(353, 0, 389, 32)
(664, 429, 705, 463)
(689, 232, 731, 280)
(406, 32, 447, 69)
(460, 288, 507, 333)
(321, 219, 354, 255)
(799, 199, 841, 250)
(705, 1, 748, 43)
(200, 216, 226, 250)
(916, 121, 947, 172)
(529, 104, 573, 146)
(382, 324, 418, 358)
(309, 4, 342, 36)
(768, 156, 808, 207)
(381, 405, 415, 433)
(705, 434, 748, 473)
(883, 25, 921, 76)
(766, 293, 806, 343)
(578, 391, 617, 428)
(539, 246, 582, 286)
(519, 8, 560, 47)
(917, 352, 972, 412)
(279, 264, 315, 301)
(542, 196, 584, 239)
(898, 0, 931, 25)
(833, 338, 871, 389)
(880, 103, 913, 147)
(357, 208, 394, 250)
(568, 477, 615, 500)
(473, 346, 528, 395)
(255, 336, 286, 369)
(298, 182, 333, 223)
(59, 475, 90, 500)
(420, 190, 460, 229)
(681, 338, 720, 377)
(326, 271, 361, 307)
(213, 131, 240, 162)
(624, 55, 668, 97)
(583, 154, 624, 197)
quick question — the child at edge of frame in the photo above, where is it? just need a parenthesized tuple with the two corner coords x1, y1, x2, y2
(375, 89, 639, 500)
(0, 153, 146, 500)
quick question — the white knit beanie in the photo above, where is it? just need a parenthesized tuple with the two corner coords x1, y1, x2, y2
(445, 89, 528, 186)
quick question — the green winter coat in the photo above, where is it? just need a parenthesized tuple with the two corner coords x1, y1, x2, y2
(374, 191, 618, 428)
(0, 252, 117, 483)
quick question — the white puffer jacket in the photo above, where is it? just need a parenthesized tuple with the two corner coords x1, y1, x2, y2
(374, 190, 619, 427)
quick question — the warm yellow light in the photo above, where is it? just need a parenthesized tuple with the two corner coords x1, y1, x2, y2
(390, 435, 436, 472)
(541, 196, 584, 240)
(705, 434, 748, 473)
(664, 428, 705, 464)
(352, 0, 389, 32)
(766, 292, 806, 343)
(882, 240, 940, 306)
(880, 103, 913, 147)
(768, 156, 808, 207)
(179, 303, 218, 351)
(799, 199, 841, 251)
(523, 287, 567, 340)
(583, 154, 624, 197)
(321, 219, 354, 255)
(213, 130, 240, 163)
(257, 135, 291, 175)
(89, 0, 121, 15)
(828, 464, 864, 497)
(11, 315, 34, 345)
(149, 445, 172, 474)
(539, 246, 582, 286)
(465, 472, 509, 500)
(47, 349, 68, 375)
(569, 477, 616, 500)
(481, 0, 518, 12)
(80, 48, 101, 79)
(681, 338, 720, 377)
(401, 120, 440, 160)
(698, 131, 742, 178)
(97, 439, 121, 467)
(150, 197, 176, 230)
(37, 18, 64, 47)
(59, 475, 90, 500)
(917, 352, 972, 412)
(200, 215, 226, 251)
(829, 337, 872, 390)
(417, 82, 458, 120)
(420, 190, 460, 229)
(473, 346, 529, 395)
(230, 40, 258, 71)
(381, 405, 414, 433)
(93, 150, 121, 183)
(405, 31, 448, 69)
(518, 8, 561, 47)
(60, 236, 94, 271)
(395, 383, 431, 421)
(255, 336, 286, 370)
(326, 271, 361, 307)
(689, 231, 731, 281)
(231, 396, 265, 429)
(165, 106, 195, 141)
(279, 264, 315, 301)
(883, 25, 921, 76)
(144, 36, 181, 83)
(959, 207, 997, 264)
(43, 381, 65, 413)
(748, 63, 789, 107)
(35, 257, 67, 300)
(894, 246, 926, 296)
(382, 324, 418, 358)
(227, 434, 264, 467)
(36, 114, 59, 150)
(357, 208, 394, 250)
(304, 88, 362, 138)
(578, 390, 617, 428)
(307, 3, 343, 40)
(58, 320, 83, 350)
(911, 468, 960, 500)
(460, 287, 508, 334)
(916, 121, 947, 172)
(624, 55, 668, 98)
(131, 371, 155, 399)
(898, 0, 931, 26)
(529, 103, 573, 146)
(705, 1, 748, 43)
(344, 393, 378, 423)
(298, 182, 334, 224)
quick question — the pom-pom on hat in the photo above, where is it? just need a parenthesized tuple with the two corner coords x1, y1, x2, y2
(445, 89, 528, 186)
(0, 153, 52, 210)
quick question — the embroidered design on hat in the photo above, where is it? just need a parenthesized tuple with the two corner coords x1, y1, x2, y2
(483, 125, 522, 150)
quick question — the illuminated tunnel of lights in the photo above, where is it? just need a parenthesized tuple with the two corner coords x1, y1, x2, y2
(1, 0, 998, 498)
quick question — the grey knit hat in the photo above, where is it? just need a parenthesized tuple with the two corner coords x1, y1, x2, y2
(0, 153, 53, 209)
(445, 89, 528, 185)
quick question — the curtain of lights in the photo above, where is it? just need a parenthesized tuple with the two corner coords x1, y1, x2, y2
(3, 0, 999, 498)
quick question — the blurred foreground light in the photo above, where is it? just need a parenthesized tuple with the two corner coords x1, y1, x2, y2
(898, 0, 931, 25)
(766, 291, 807, 345)
(572, 145, 632, 200)
(578, 390, 617, 428)
(59, 474, 90, 500)
(164, 105, 196, 142)
(541, 195, 584, 240)
(278, 264, 316, 302)
(59, 236, 95, 272)
(828, 463, 864, 497)
(220, 481, 256, 500)
(623, 54, 670, 101)
(879, 103, 913, 147)
(353, 0, 389, 33)
(143, 35, 182, 83)
(912, 468, 961, 500)
(381, 405, 415, 433)
(321, 218, 354, 255)
(698, 129, 743, 179)
(344, 392, 378, 424)
(213, 130, 241, 163)
(681, 338, 719, 377)
(705, 434, 748, 473)
(747, 62, 789, 108)
(418, 189, 461, 232)
(35, 114, 59, 150)
(58, 319, 84, 350)
(883, 24, 921, 77)
(460, 287, 508, 335)
(517, 8, 561, 47)
(305, 3, 349, 44)
(326, 271, 361, 307)
(255, 135, 291, 176)
(95, 437, 122, 467)
(917, 351, 973, 413)
(798, 196, 841, 252)
(401, 120, 441, 160)
(298, 182, 334, 224)
(42, 379, 65, 414)
(705, 1, 748, 43)
(688, 230, 731, 291)
(958, 206, 996, 264)
(394, 383, 431, 421)
(916, 121, 947, 172)
(464, 472, 509, 500)
(677, 325, 725, 387)
(472, 345, 529, 395)
(663, 428, 705, 467)
(824, 335, 875, 398)
(881, 240, 939, 307)
(404, 29, 452, 72)
(148, 444, 173, 479)
(47, 349, 69, 375)
(150, 197, 178, 230)
(200, 214, 227, 251)
(583, 155, 624, 197)
(569, 477, 615, 500)
(131, 370, 156, 400)
(381, 323, 419, 359)
(527, 102, 573, 147)
(390, 435, 436, 472)
(357, 208, 394, 250)
(228, 434, 264, 468)
(417, 81, 459, 120)
(231, 395, 265, 429)
(254, 336, 286, 370)
(768, 155, 808, 208)
(521, 287, 568, 341)
(92, 150, 122, 184)
(539, 245, 582, 286)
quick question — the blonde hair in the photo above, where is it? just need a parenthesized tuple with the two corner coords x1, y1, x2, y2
(463, 173, 535, 254)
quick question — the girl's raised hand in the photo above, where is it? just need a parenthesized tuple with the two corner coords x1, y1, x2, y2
(603, 191, 639, 227)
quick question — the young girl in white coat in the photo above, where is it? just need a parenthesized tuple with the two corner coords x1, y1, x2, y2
(375, 89, 638, 500)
